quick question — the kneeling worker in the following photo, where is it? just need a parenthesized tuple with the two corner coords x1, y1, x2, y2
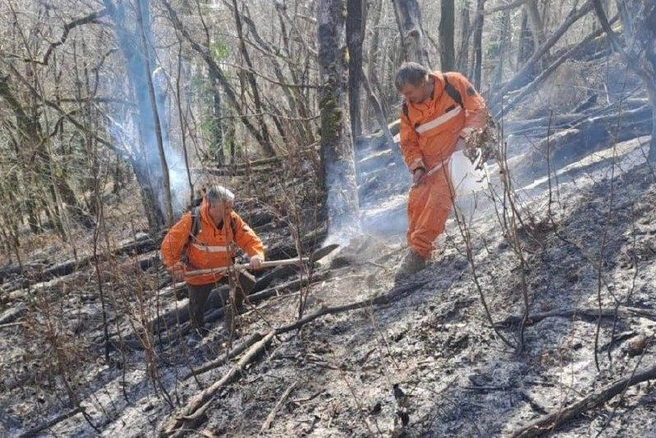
(160, 185, 265, 336)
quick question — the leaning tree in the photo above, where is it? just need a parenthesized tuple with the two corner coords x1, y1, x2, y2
(593, 0, 656, 154)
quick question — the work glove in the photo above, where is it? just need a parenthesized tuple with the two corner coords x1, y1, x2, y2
(168, 262, 186, 282)
(249, 254, 263, 270)
(411, 167, 426, 187)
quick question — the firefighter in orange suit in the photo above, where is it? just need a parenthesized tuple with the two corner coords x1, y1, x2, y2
(161, 185, 265, 336)
(395, 62, 488, 278)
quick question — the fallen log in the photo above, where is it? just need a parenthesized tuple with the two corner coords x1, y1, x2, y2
(0, 307, 26, 326)
(17, 407, 83, 438)
(112, 270, 329, 351)
(509, 363, 656, 437)
(185, 244, 338, 279)
(504, 99, 649, 140)
(511, 104, 653, 185)
(1, 233, 159, 288)
(498, 306, 656, 327)
(161, 331, 276, 437)
(274, 279, 429, 335)
(182, 331, 266, 379)
(264, 226, 329, 262)
(161, 279, 428, 436)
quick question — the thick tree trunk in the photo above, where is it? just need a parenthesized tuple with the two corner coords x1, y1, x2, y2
(525, 1, 547, 57)
(609, 0, 656, 156)
(347, 0, 366, 138)
(439, 0, 456, 71)
(471, 0, 485, 89)
(516, 8, 535, 68)
(318, 0, 360, 236)
(103, 0, 168, 231)
(366, 0, 388, 122)
(391, 0, 428, 65)
(457, 1, 471, 73)
(136, 0, 173, 226)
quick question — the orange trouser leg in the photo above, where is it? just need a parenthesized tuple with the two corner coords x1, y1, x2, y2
(406, 168, 454, 259)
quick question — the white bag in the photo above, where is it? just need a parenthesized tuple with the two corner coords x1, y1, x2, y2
(449, 149, 488, 197)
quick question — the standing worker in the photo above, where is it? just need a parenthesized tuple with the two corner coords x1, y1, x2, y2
(395, 62, 489, 279)
(160, 185, 265, 339)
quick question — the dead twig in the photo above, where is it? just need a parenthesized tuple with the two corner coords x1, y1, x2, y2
(18, 407, 82, 438)
(509, 363, 656, 437)
(261, 381, 298, 431)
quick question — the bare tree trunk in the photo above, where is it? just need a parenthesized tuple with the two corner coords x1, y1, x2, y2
(366, 0, 387, 122)
(317, 0, 360, 236)
(103, 0, 168, 231)
(490, 0, 594, 113)
(471, 0, 485, 89)
(457, 1, 471, 73)
(650, 87, 656, 156)
(439, 0, 456, 71)
(346, 0, 366, 138)
(391, 0, 428, 65)
(230, 0, 275, 157)
(525, 1, 546, 55)
(361, 67, 393, 145)
(242, 4, 315, 147)
(492, 10, 511, 87)
(161, 0, 272, 155)
(136, 0, 173, 226)
(516, 8, 534, 67)
(209, 67, 225, 166)
(615, 0, 656, 155)
(594, 0, 656, 153)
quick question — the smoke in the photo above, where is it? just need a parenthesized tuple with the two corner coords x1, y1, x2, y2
(105, 2, 192, 219)
(322, 158, 362, 248)
(321, 141, 411, 250)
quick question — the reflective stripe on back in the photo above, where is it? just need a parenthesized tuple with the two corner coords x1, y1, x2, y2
(415, 106, 462, 134)
(191, 243, 231, 252)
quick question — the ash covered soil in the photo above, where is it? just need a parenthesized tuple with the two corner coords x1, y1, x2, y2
(1, 137, 656, 438)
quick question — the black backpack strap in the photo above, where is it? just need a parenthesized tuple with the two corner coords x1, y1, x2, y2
(443, 73, 463, 108)
(190, 206, 201, 240)
(180, 206, 201, 264)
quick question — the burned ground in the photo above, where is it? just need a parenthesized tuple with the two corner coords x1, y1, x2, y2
(1, 131, 656, 438)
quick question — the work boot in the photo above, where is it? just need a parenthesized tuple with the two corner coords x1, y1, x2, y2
(186, 327, 208, 348)
(395, 249, 426, 281)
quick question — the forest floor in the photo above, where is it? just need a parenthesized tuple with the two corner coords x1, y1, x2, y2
(1, 134, 656, 438)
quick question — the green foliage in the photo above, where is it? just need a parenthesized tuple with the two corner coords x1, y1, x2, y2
(209, 41, 230, 61)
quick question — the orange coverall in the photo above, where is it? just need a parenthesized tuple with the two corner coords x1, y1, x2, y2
(399, 71, 488, 260)
(160, 197, 265, 286)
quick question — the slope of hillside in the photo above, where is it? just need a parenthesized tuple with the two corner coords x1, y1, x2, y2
(1, 135, 656, 437)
